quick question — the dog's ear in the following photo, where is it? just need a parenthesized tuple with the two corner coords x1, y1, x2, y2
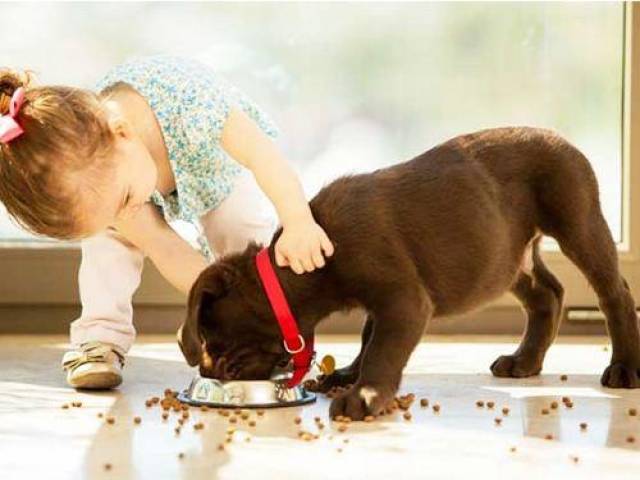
(177, 264, 236, 366)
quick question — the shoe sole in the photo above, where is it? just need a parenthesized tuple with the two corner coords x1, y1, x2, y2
(69, 371, 122, 390)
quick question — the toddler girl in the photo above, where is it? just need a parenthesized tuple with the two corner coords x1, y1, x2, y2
(0, 54, 333, 389)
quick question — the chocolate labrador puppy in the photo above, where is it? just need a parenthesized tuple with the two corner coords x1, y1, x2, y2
(178, 127, 640, 420)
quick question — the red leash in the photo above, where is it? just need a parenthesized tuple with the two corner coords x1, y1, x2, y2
(255, 248, 315, 388)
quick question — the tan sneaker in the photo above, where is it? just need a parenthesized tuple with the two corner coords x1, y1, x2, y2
(62, 342, 125, 390)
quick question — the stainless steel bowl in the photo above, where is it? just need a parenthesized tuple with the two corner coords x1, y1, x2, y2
(177, 373, 316, 409)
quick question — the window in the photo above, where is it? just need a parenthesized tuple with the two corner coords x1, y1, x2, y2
(0, 2, 635, 311)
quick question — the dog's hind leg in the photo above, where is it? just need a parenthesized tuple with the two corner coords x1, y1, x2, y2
(553, 212, 640, 388)
(491, 239, 564, 378)
(314, 315, 374, 393)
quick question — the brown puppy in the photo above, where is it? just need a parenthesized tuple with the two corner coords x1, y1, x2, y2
(178, 127, 640, 420)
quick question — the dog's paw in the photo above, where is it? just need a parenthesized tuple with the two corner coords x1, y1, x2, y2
(490, 354, 542, 378)
(329, 384, 393, 421)
(313, 366, 359, 393)
(601, 362, 640, 388)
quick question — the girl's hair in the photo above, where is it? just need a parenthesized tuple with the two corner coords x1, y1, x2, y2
(0, 68, 116, 239)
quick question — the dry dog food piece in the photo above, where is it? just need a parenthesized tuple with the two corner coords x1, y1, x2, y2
(627, 436, 636, 443)
(217, 444, 225, 451)
(104, 463, 112, 471)
(403, 412, 412, 421)
(494, 418, 502, 426)
(133, 416, 141, 425)
(541, 409, 550, 415)
(550, 401, 559, 410)
(72, 401, 83, 408)
(151, 397, 160, 404)
(569, 455, 579, 464)
(178, 452, 184, 460)
(172, 405, 181, 413)
(229, 417, 238, 424)
(106, 416, 115, 425)
(565, 401, 574, 409)
(174, 427, 181, 435)
(62, 404, 70, 409)
(364, 416, 375, 422)
(181, 405, 189, 412)
(177, 418, 185, 426)
(181, 411, 189, 420)
(338, 424, 348, 432)
(317, 422, 325, 430)
(628, 408, 637, 416)
(486, 401, 495, 409)
(249, 420, 256, 427)
(164, 388, 173, 397)
(420, 398, 429, 408)
(200, 406, 209, 412)
(432, 404, 441, 413)
(162, 412, 169, 421)
(145, 400, 153, 408)
(294, 416, 302, 425)
(544, 434, 554, 440)
(314, 416, 321, 423)
(562, 396, 571, 404)
(257, 410, 265, 417)
(509, 446, 517, 453)
(560, 375, 568, 381)
(502, 407, 510, 415)
(579, 422, 588, 430)
(301, 432, 314, 442)
(476, 400, 485, 408)
(241, 412, 250, 420)
(193, 422, 204, 431)
(97, 412, 104, 418)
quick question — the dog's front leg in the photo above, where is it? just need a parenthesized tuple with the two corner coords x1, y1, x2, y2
(329, 287, 432, 420)
(314, 315, 374, 393)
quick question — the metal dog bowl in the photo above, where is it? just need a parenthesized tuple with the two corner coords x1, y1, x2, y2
(177, 373, 316, 409)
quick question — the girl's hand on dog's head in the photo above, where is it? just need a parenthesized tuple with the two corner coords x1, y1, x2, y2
(275, 221, 334, 274)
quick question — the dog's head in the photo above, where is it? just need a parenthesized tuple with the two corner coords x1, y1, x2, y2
(177, 244, 290, 380)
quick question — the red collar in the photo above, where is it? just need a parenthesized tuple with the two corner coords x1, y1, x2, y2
(255, 248, 315, 388)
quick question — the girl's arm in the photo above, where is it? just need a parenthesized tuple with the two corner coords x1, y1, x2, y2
(220, 107, 334, 274)
(114, 204, 207, 295)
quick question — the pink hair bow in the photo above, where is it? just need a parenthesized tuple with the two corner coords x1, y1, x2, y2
(0, 87, 26, 144)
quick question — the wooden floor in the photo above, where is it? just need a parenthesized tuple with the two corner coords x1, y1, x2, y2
(1, 334, 639, 480)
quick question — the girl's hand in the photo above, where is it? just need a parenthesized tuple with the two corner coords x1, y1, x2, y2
(275, 220, 334, 274)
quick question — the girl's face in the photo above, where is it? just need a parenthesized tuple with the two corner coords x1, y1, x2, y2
(78, 117, 158, 237)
